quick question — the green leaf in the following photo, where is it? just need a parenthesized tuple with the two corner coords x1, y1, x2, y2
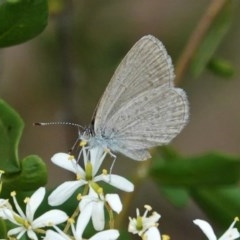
(0, 99, 47, 194)
(161, 186, 189, 207)
(191, 1, 233, 77)
(0, 99, 23, 172)
(150, 152, 240, 187)
(158, 145, 181, 161)
(191, 187, 240, 228)
(119, 230, 132, 240)
(207, 58, 235, 78)
(2, 155, 47, 193)
(0, 0, 48, 48)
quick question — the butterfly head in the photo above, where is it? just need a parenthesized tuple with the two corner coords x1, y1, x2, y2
(79, 127, 94, 143)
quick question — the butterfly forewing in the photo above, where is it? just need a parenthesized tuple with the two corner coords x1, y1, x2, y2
(93, 35, 175, 132)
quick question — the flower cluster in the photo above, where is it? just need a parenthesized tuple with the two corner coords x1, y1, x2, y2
(2, 187, 68, 240)
(0, 146, 240, 240)
(0, 146, 133, 239)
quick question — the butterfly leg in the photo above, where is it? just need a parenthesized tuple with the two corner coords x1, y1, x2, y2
(104, 148, 117, 182)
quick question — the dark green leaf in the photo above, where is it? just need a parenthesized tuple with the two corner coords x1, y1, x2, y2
(150, 152, 240, 187)
(0, 0, 48, 47)
(119, 229, 132, 240)
(0, 99, 23, 172)
(207, 58, 235, 78)
(2, 155, 47, 193)
(191, 1, 233, 77)
(158, 145, 181, 161)
(161, 186, 189, 207)
(191, 187, 240, 228)
(0, 99, 47, 194)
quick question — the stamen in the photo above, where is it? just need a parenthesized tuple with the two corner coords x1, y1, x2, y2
(68, 218, 75, 224)
(80, 140, 87, 147)
(97, 187, 103, 195)
(11, 191, 16, 197)
(76, 193, 82, 201)
(144, 205, 152, 211)
(76, 174, 81, 180)
(68, 155, 75, 160)
(24, 197, 30, 204)
(102, 169, 108, 175)
(162, 234, 170, 240)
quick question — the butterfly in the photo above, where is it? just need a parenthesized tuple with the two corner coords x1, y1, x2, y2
(37, 35, 189, 161)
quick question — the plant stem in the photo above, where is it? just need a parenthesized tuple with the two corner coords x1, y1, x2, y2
(175, 0, 229, 85)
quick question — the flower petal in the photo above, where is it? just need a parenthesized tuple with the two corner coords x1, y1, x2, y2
(48, 181, 84, 206)
(3, 208, 20, 225)
(92, 201, 105, 231)
(95, 174, 134, 192)
(79, 187, 98, 211)
(44, 230, 67, 240)
(89, 147, 106, 175)
(144, 212, 161, 229)
(106, 194, 122, 214)
(75, 203, 93, 238)
(89, 229, 120, 240)
(32, 210, 68, 228)
(219, 228, 240, 240)
(26, 187, 45, 221)
(27, 230, 38, 240)
(128, 218, 138, 234)
(0, 199, 11, 219)
(143, 227, 161, 240)
(193, 219, 217, 240)
(8, 226, 25, 238)
(219, 218, 240, 240)
(51, 153, 85, 175)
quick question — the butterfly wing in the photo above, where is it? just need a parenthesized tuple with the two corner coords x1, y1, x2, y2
(93, 35, 174, 129)
(102, 87, 188, 160)
(93, 35, 189, 160)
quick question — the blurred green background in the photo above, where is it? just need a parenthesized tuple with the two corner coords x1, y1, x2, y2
(0, 0, 240, 239)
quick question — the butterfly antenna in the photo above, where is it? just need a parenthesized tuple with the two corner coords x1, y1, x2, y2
(34, 121, 85, 130)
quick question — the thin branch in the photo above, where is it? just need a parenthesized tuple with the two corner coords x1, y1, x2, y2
(175, 0, 229, 85)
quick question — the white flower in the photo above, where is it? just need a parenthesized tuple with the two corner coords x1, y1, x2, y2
(128, 205, 161, 240)
(3, 187, 68, 240)
(0, 199, 12, 219)
(48, 146, 134, 206)
(0, 170, 12, 219)
(79, 187, 122, 231)
(44, 221, 120, 240)
(193, 217, 240, 240)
